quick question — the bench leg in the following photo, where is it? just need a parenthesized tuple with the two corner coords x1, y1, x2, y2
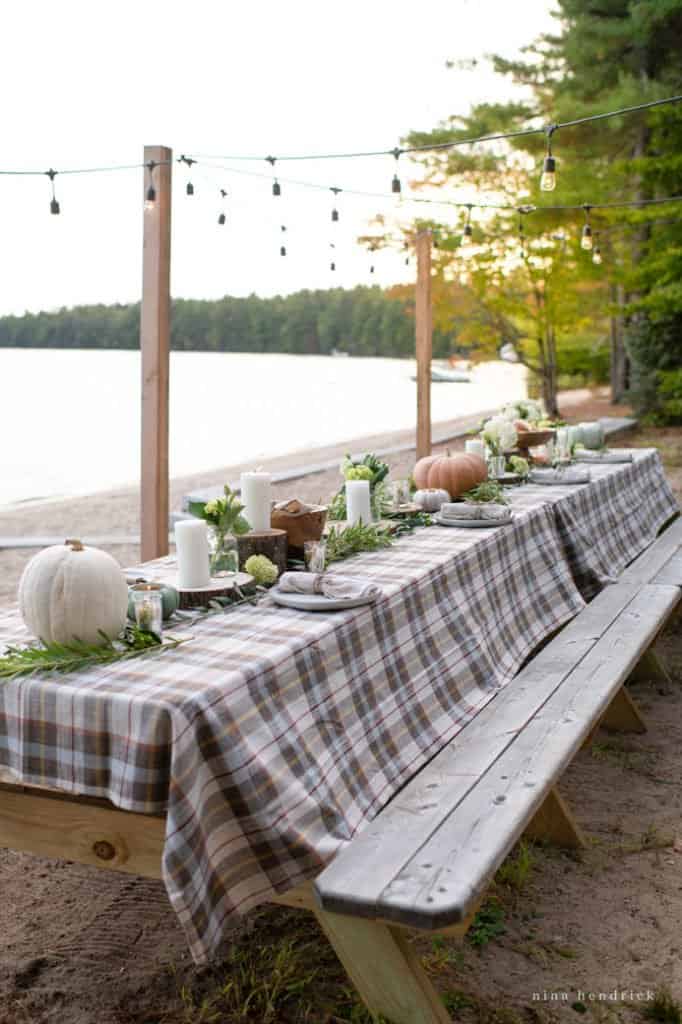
(600, 685, 647, 734)
(314, 908, 451, 1024)
(629, 647, 672, 688)
(524, 786, 585, 849)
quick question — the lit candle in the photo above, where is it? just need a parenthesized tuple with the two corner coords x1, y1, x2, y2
(175, 519, 210, 588)
(346, 480, 372, 526)
(465, 439, 486, 459)
(241, 471, 272, 532)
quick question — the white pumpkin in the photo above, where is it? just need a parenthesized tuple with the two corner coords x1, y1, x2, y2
(413, 488, 450, 512)
(18, 539, 128, 646)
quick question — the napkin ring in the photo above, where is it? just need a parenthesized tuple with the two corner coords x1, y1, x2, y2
(312, 575, 325, 595)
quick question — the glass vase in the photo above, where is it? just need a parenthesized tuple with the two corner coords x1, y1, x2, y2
(487, 455, 506, 479)
(208, 527, 239, 576)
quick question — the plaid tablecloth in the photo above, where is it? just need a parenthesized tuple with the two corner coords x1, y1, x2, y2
(0, 448, 675, 961)
(508, 449, 678, 597)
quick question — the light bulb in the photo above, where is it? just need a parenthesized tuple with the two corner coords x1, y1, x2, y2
(391, 173, 401, 195)
(592, 247, 602, 265)
(581, 225, 593, 251)
(540, 155, 556, 192)
(461, 224, 473, 246)
(50, 198, 60, 216)
(218, 212, 226, 226)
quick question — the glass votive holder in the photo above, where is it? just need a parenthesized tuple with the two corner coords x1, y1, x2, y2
(390, 479, 411, 510)
(304, 539, 327, 573)
(130, 584, 163, 636)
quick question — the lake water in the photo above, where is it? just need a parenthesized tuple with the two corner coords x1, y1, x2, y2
(0, 349, 526, 506)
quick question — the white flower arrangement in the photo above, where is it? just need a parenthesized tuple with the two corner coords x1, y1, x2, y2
(481, 415, 518, 455)
(501, 399, 544, 424)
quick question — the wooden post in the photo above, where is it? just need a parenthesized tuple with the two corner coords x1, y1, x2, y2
(140, 145, 172, 562)
(415, 230, 432, 460)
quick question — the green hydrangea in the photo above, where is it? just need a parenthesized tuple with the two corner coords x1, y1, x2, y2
(344, 465, 374, 482)
(244, 555, 279, 586)
(509, 456, 529, 478)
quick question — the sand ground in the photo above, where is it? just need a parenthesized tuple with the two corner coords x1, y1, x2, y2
(1, 388, 682, 1024)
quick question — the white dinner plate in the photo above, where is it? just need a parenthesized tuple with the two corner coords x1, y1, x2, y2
(434, 513, 513, 528)
(270, 588, 377, 612)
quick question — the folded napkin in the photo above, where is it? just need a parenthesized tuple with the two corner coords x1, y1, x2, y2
(278, 572, 382, 601)
(573, 450, 633, 464)
(440, 502, 510, 521)
(529, 468, 591, 485)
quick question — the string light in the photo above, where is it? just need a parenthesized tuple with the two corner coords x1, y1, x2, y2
(218, 188, 227, 225)
(391, 147, 402, 195)
(179, 155, 196, 196)
(540, 125, 557, 192)
(581, 205, 593, 251)
(46, 169, 60, 215)
(144, 161, 156, 211)
(331, 186, 341, 222)
(460, 205, 473, 246)
(193, 95, 682, 163)
(592, 234, 603, 264)
(280, 245, 287, 256)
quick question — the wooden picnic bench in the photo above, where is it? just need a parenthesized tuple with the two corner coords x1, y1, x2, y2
(0, 515, 681, 1024)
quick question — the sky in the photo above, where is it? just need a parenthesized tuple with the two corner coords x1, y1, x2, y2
(0, 0, 557, 316)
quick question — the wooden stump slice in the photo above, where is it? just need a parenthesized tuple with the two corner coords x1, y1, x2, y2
(237, 529, 288, 576)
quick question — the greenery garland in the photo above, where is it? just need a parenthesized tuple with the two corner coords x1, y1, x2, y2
(0, 625, 184, 681)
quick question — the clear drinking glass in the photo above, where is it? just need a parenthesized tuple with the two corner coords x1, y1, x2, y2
(304, 540, 327, 573)
(555, 427, 571, 464)
(131, 584, 163, 636)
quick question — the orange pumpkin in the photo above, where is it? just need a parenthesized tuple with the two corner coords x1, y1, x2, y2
(413, 451, 487, 498)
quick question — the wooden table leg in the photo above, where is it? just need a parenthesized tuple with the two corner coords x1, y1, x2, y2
(314, 908, 451, 1024)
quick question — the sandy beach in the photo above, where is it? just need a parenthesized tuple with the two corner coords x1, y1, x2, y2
(0, 388, 633, 605)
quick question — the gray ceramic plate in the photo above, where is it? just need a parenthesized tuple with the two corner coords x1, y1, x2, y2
(270, 588, 377, 612)
(434, 513, 513, 528)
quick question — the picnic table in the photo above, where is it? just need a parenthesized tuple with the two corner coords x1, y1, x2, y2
(0, 447, 677, 1021)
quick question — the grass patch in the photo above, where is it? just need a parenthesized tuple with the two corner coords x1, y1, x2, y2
(467, 900, 507, 948)
(495, 842, 535, 893)
(171, 907, 381, 1024)
(422, 935, 466, 973)
(644, 988, 682, 1024)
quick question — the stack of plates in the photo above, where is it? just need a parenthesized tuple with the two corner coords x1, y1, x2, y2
(434, 511, 513, 529)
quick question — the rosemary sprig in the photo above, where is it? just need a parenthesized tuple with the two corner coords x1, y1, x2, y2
(325, 522, 393, 565)
(0, 625, 185, 681)
(461, 481, 510, 504)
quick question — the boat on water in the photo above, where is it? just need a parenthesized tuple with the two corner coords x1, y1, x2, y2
(411, 367, 471, 383)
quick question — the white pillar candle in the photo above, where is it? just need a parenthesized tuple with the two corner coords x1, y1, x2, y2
(241, 471, 272, 532)
(175, 519, 210, 589)
(465, 439, 486, 459)
(346, 480, 372, 526)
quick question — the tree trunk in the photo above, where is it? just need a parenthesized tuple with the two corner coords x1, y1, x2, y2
(610, 283, 628, 402)
(542, 326, 559, 417)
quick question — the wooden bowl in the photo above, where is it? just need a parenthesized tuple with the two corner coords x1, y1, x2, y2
(515, 428, 555, 451)
(271, 501, 328, 553)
